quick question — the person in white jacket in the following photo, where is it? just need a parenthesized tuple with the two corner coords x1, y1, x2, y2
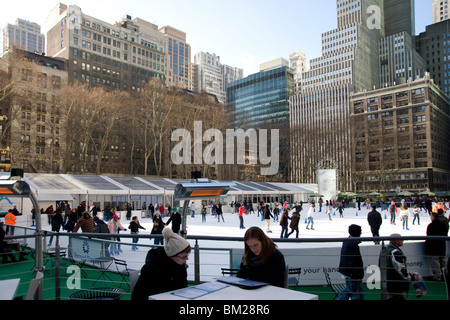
(399, 203, 410, 230)
(306, 204, 315, 230)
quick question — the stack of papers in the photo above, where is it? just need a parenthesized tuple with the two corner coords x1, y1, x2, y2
(215, 276, 268, 289)
(172, 282, 229, 299)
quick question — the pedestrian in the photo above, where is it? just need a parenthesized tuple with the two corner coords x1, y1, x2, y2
(238, 204, 248, 229)
(201, 204, 207, 223)
(190, 202, 195, 218)
(425, 211, 449, 281)
(151, 212, 165, 245)
(64, 208, 78, 232)
(0, 220, 18, 263)
(48, 208, 64, 247)
(279, 208, 289, 238)
(4, 209, 16, 236)
(166, 207, 182, 234)
(262, 203, 273, 233)
(399, 203, 410, 230)
(73, 212, 95, 233)
(412, 204, 421, 225)
(236, 226, 286, 288)
(126, 203, 132, 220)
(216, 202, 224, 222)
(327, 206, 332, 220)
(337, 224, 364, 300)
(286, 208, 300, 238)
(45, 205, 54, 226)
(306, 204, 315, 230)
(94, 216, 111, 256)
(337, 204, 344, 217)
(132, 227, 191, 300)
(389, 201, 397, 225)
(108, 213, 126, 255)
(367, 204, 382, 244)
(272, 203, 279, 222)
(381, 234, 417, 300)
(31, 207, 36, 227)
(129, 216, 146, 251)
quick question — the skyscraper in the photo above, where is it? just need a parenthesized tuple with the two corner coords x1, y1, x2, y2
(290, 0, 420, 191)
(160, 26, 191, 89)
(192, 52, 225, 104)
(2, 19, 45, 54)
(226, 61, 294, 180)
(432, 0, 450, 23)
(46, 3, 167, 91)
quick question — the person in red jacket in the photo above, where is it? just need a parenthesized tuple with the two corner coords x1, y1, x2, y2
(238, 204, 248, 229)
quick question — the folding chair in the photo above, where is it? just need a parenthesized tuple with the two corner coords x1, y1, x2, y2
(287, 268, 302, 289)
(221, 268, 239, 276)
(323, 267, 346, 300)
(114, 258, 132, 290)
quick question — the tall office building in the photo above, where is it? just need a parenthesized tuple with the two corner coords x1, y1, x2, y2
(226, 62, 294, 180)
(2, 19, 45, 54)
(290, 0, 420, 191)
(289, 51, 307, 93)
(46, 3, 167, 91)
(221, 64, 243, 91)
(192, 52, 225, 104)
(432, 0, 450, 23)
(350, 75, 450, 192)
(159, 26, 191, 89)
(416, 19, 450, 96)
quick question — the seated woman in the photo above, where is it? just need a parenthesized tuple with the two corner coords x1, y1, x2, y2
(237, 226, 286, 287)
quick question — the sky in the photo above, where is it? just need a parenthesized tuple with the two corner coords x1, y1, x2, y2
(0, 0, 434, 76)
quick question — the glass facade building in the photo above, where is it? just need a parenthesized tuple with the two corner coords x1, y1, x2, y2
(227, 66, 294, 129)
(226, 66, 294, 180)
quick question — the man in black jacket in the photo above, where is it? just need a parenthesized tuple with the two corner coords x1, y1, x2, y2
(425, 211, 448, 281)
(367, 204, 382, 244)
(337, 224, 364, 300)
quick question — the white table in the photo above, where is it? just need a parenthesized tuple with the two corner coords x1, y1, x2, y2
(0, 278, 20, 300)
(149, 281, 318, 300)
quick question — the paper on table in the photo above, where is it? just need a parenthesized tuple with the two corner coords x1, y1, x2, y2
(215, 276, 268, 289)
(172, 281, 229, 299)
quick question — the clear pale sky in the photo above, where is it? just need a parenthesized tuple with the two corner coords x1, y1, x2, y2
(0, 0, 433, 76)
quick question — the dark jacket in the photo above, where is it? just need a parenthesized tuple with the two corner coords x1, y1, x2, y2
(166, 212, 182, 233)
(93, 220, 110, 240)
(263, 206, 273, 220)
(132, 247, 188, 300)
(289, 212, 300, 231)
(338, 237, 364, 279)
(279, 211, 289, 227)
(367, 209, 382, 229)
(128, 220, 146, 233)
(64, 211, 78, 232)
(425, 218, 448, 256)
(237, 249, 286, 288)
(383, 243, 409, 294)
(51, 212, 64, 232)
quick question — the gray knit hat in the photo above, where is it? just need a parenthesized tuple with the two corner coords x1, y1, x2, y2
(163, 227, 190, 257)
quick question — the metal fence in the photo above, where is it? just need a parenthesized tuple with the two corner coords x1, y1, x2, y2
(2, 226, 449, 300)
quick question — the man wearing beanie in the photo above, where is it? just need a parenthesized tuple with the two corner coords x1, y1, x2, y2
(132, 228, 191, 300)
(337, 224, 364, 300)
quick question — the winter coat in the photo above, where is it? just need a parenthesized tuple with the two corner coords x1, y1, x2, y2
(367, 209, 382, 229)
(279, 211, 289, 227)
(289, 212, 300, 231)
(338, 237, 364, 279)
(236, 249, 286, 288)
(51, 212, 64, 232)
(73, 216, 95, 233)
(383, 243, 410, 294)
(425, 218, 448, 256)
(64, 211, 78, 232)
(94, 220, 110, 240)
(166, 212, 181, 233)
(132, 247, 188, 300)
(263, 206, 273, 220)
(128, 220, 146, 233)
